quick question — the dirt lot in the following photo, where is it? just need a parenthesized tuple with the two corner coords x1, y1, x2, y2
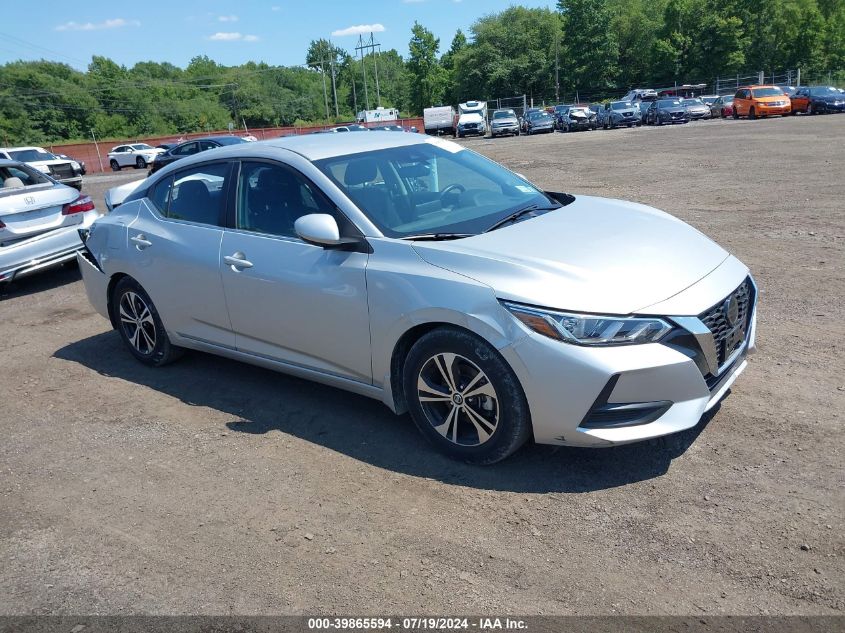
(1, 115, 842, 616)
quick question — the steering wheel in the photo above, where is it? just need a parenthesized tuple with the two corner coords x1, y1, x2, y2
(440, 183, 466, 207)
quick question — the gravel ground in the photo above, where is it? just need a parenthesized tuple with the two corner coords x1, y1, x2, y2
(0, 115, 842, 616)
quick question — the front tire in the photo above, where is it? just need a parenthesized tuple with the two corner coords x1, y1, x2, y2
(112, 277, 183, 367)
(135, 157, 147, 169)
(403, 328, 531, 465)
(732, 107, 739, 119)
(749, 107, 756, 120)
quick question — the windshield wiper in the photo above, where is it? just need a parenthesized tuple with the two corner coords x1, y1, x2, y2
(483, 203, 559, 233)
(399, 233, 474, 241)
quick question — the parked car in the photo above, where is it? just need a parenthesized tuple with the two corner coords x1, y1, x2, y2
(79, 133, 756, 464)
(0, 147, 84, 190)
(644, 99, 691, 125)
(370, 125, 407, 132)
(700, 95, 719, 107)
(329, 125, 370, 133)
(710, 95, 735, 118)
(0, 159, 97, 283)
(148, 136, 249, 175)
(54, 153, 86, 175)
(519, 108, 543, 133)
(790, 86, 845, 114)
(682, 98, 711, 120)
(490, 109, 520, 137)
(602, 101, 640, 129)
(523, 110, 555, 135)
(732, 85, 791, 119)
(156, 143, 177, 151)
(108, 143, 165, 171)
(105, 177, 148, 213)
(558, 105, 596, 132)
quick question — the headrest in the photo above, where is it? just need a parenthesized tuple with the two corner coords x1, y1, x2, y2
(3, 177, 24, 189)
(343, 159, 378, 186)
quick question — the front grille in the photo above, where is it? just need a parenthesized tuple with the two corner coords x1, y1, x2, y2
(699, 277, 754, 368)
(49, 163, 75, 179)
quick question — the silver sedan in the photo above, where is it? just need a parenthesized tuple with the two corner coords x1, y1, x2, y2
(1, 159, 98, 283)
(78, 133, 756, 464)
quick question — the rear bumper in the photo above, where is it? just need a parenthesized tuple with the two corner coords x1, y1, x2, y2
(0, 210, 97, 282)
(76, 250, 111, 321)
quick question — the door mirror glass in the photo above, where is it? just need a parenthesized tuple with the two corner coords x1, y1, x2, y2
(295, 213, 342, 246)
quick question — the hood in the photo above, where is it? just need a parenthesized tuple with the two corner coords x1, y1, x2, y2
(492, 116, 518, 124)
(458, 113, 484, 124)
(411, 195, 729, 315)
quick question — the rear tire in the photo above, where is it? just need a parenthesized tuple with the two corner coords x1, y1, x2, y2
(110, 159, 120, 172)
(112, 277, 183, 367)
(403, 328, 531, 465)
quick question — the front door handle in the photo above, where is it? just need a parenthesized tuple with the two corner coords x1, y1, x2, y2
(223, 252, 254, 269)
(130, 234, 152, 249)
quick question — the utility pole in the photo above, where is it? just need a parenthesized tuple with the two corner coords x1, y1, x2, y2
(555, 37, 560, 104)
(90, 129, 104, 172)
(356, 32, 382, 110)
(330, 57, 339, 118)
(317, 61, 329, 120)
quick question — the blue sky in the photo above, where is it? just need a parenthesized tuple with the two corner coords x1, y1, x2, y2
(0, 0, 555, 70)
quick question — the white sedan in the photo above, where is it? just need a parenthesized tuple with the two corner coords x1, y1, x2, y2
(108, 143, 164, 171)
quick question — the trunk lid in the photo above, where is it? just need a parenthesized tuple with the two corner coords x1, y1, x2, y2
(0, 185, 80, 245)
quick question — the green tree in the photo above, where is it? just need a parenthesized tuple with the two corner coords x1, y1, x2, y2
(451, 7, 562, 101)
(407, 22, 447, 113)
(558, 0, 619, 91)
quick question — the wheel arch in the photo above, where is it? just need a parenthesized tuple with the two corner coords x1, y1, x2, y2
(106, 272, 130, 330)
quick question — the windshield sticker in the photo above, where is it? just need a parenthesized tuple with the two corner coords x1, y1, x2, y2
(515, 185, 534, 193)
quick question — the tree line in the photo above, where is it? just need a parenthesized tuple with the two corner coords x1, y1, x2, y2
(1, 0, 842, 144)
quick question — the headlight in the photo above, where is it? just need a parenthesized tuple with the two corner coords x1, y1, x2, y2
(502, 301, 672, 346)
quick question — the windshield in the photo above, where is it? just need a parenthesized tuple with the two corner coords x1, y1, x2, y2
(810, 86, 840, 96)
(492, 110, 515, 119)
(132, 143, 154, 150)
(529, 112, 551, 120)
(569, 107, 589, 115)
(315, 142, 558, 238)
(8, 149, 55, 162)
(658, 99, 682, 107)
(684, 99, 704, 105)
(751, 87, 784, 98)
(610, 102, 632, 110)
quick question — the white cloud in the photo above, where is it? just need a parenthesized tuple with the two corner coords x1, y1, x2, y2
(55, 18, 140, 31)
(331, 23, 385, 37)
(218, 15, 238, 22)
(208, 32, 260, 42)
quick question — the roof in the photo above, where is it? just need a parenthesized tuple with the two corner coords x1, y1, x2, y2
(256, 130, 432, 161)
(0, 146, 46, 152)
(0, 158, 25, 166)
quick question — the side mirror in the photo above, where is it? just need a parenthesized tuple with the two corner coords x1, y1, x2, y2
(295, 213, 343, 247)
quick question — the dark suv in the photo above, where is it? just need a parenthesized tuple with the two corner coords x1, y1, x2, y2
(148, 136, 249, 175)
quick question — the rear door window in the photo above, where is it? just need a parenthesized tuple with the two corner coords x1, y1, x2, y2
(152, 162, 230, 226)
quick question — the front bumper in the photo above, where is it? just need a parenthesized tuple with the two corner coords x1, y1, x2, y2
(500, 266, 756, 447)
(0, 210, 97, 282)
(491, 125, 519, 136)
(758, 104, 790, 115)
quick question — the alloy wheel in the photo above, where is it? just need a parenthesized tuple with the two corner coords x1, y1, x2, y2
(119, 291, 157, 355)
(416, 352, 499, 447)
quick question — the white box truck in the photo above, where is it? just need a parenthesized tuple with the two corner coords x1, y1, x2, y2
(423, 106, 456, 135)
(357, 107, 399, 124)
(456, 101, 488, 138)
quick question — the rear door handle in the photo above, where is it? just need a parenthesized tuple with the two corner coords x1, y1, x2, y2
(223, 253, 254, 269)
(130, 234, 152, 249)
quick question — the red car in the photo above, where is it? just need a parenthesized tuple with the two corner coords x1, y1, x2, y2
(709, 94, 735, 118)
